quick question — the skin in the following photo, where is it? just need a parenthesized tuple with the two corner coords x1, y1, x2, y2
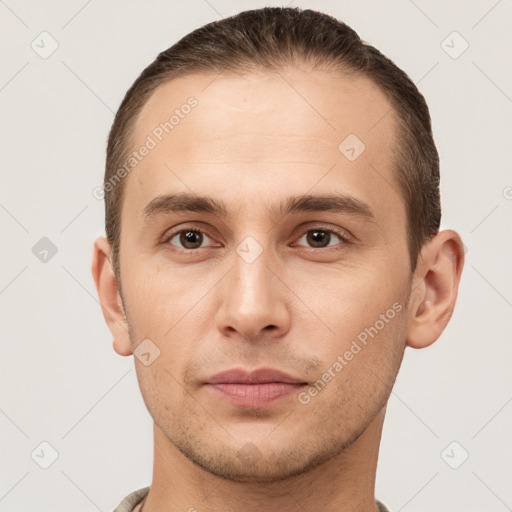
(92, 65, 464, 512)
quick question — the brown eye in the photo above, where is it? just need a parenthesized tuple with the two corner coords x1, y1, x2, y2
(307, 230, 331, 248)
(168, 229, 212, 250)
(295, 228, 349, 249)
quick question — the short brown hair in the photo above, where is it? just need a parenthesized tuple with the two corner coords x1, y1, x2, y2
(104, 7, 440, 276)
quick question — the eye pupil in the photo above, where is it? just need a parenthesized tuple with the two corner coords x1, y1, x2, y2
(307, 230, 330, 248)
(170, 227, 343, 252)
(180, 230, 203, 249)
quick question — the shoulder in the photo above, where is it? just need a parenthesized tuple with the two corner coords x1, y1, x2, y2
(111, 486, 150, 512)
(377, 499, 392, 512)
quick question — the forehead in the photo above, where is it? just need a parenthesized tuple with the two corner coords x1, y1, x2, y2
(122, 66, 404, 225)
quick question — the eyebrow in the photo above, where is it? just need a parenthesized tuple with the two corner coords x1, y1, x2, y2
(142, 192, 375, 222)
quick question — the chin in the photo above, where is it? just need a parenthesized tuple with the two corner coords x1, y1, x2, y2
(173, 433, 353, 484)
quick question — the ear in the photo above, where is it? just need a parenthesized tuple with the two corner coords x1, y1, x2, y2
(406, 229, 465, 349)
(91, 236, 132, 356)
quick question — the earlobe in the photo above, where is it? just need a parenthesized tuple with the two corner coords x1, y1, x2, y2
(406, 230, 465, 349)
(91, 237, 133, 356)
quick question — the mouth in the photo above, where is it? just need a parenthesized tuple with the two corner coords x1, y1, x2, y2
(204, 367, 308, 408)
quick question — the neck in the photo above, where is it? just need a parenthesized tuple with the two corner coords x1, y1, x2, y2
(142, 407, 386, 512)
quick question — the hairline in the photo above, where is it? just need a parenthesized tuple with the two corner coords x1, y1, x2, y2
(109, 66, 420, 279)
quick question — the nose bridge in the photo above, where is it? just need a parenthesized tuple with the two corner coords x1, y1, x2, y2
(216, 233, 289, 341)
(233, 238, 271, 306)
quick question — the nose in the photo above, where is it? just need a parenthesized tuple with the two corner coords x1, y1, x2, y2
(215, 244, 291, 343)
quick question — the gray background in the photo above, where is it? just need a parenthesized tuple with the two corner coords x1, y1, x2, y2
(1, 1, 511, 511)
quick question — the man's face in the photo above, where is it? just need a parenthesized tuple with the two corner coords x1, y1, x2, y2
(117, 66, 412, 481)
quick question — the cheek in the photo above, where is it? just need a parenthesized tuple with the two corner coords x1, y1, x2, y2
(293, 268, 410, 411)
(301, 299, 407, 415)
(122, 264, 212, 372)
(290, 261, 409, 343)
(123, 261, 197, 322)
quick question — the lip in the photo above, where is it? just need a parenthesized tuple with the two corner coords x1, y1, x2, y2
(206, 367, 305, 385)
(205, 368, 307, 408)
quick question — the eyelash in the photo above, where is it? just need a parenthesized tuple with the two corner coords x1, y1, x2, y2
(163, 225, 352, 252)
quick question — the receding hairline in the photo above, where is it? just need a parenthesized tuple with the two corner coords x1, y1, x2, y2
(105, 7, 440, 278)
(121, 61, 397, 177)
(111, 63, 407, 271)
